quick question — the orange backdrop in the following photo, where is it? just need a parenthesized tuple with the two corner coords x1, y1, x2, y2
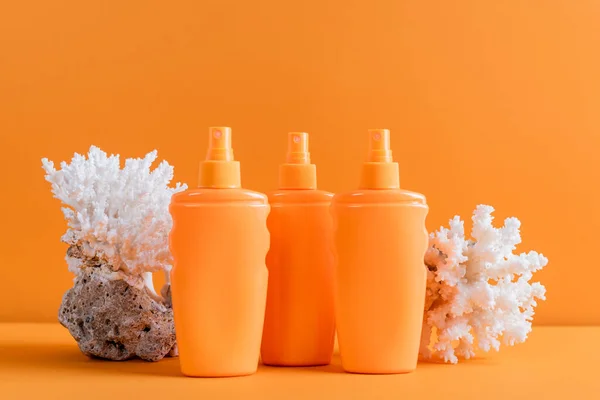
(1, 1, 599, 325)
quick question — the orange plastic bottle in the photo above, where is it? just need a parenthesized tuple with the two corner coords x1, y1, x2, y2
(330, 129, 429, 374)
(169, 127, 270, 377)
(260, 132, 335, 367)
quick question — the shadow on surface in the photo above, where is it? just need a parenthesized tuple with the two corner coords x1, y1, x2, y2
(1, 342, 490, 379)
(259, 357, 346, 374)
(0, 342, 183, 378)
(417, 356, 494, 368)
(0, 342, 349, 378)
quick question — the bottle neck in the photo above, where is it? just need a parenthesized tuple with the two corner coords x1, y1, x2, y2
(359, 162, 400, 189)
(198, 160, 241, 188)
(278, 163, 317, 189)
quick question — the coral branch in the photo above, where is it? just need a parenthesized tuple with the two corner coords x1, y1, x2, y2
(421, 205, 548, 363)
(42, 145, 187, 290)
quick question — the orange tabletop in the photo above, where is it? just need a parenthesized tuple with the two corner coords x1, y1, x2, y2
(1, 323, 598, 399)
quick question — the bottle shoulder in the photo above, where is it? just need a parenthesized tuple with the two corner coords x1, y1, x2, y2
(268, 189, 334, 205)
(332, 189, 427, 206)
(171, 187, 268, 206)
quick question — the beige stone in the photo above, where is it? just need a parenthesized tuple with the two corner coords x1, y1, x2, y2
(58, 253, 177, 362)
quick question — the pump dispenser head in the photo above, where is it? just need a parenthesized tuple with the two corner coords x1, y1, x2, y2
(278, 132, 317, 189)
(198, 127, 241, 188)
(359, 129, 400, 189)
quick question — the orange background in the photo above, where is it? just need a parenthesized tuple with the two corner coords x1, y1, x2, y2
(0, 1, 598, 325)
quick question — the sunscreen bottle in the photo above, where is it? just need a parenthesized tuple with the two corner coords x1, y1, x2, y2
(260, 132, 335, 366)
(330, 129, 428, 374)
(169, 127, 270, 377)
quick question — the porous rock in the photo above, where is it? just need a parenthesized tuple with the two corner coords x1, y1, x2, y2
(58, 263, 177, 362)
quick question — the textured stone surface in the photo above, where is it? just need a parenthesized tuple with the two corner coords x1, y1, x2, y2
(58, 260, 177, 362)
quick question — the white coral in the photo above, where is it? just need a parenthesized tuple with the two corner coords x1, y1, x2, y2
(421, 205, 547, 363)
(42, 145, 187, 293)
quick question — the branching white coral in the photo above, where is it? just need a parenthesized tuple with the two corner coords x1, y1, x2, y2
(421, 205, 547, 364)
(42, 146, 187, 295)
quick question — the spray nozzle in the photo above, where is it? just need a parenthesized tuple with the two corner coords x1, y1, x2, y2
(286, 132, 311, 164)
(199, 127, 241, 188)
(367, 129, 393, 163)
(278, 132, 317, 189)
(359, 128, 399, 189)
(206, 127, 234, 161)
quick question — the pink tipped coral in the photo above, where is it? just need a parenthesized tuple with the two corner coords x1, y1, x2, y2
(421, 205, 547, 363)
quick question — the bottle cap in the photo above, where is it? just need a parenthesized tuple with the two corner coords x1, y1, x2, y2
(359, 129, 400, 189)
(278, 132, 317, 189)
(198, 127, 241, 188)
